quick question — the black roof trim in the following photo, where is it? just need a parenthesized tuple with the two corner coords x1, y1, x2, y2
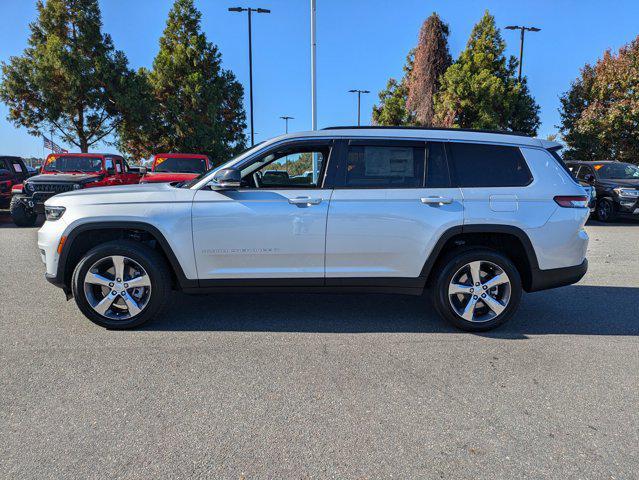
(321, 126, 531, 138)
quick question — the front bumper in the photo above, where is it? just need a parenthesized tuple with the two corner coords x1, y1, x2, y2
(615, 196, 639, 216)
(37, 217, 68, 282)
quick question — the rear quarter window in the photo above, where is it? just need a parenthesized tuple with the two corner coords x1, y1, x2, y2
(448, 143, 533, 187)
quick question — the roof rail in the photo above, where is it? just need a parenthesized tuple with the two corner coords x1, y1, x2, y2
(321, 125, 531, 137)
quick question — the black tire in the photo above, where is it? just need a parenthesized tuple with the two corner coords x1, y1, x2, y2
(596, 198, 616, 222)
(71, 240, 171, 329)
(431, 248, 522, 332)
(10, 196, 37, 227)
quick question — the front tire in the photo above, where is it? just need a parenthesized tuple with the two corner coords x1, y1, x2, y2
(596, 198, 616, 222)
(71, 240, 171, 329)
(10, 197, 37, 227)
(432, 248, 522, 332)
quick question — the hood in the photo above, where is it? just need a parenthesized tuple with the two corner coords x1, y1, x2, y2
(142, 172, 198, 183)
(45, 181, 196, 208)
(26, 173, 102, 185)
(597, 178, 639, 188)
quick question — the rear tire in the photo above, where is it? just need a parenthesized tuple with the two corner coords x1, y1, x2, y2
(596, 198, 616, 222)
(71, 240, 171, 329)
(431, 248, 522, 332)
(10, 197, 37, 227)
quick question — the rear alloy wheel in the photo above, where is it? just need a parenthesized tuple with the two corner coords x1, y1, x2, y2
(432, 249, 522, 331)
(596, 198, 615, 222)
(72, 240, 170, 329)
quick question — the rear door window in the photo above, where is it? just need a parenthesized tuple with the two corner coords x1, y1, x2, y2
(448, 143, 533, 187)
(338, 142, 425, 188)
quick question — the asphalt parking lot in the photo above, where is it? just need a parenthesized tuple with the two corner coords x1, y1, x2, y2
(1, 212, 638, 479)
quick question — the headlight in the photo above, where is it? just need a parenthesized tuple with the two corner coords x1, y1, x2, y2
(614, 187, 639, 198)
(25, 182, 34, 192)
(44, 206, 66, 221)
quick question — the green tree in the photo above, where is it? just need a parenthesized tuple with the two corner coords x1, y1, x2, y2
(559, 37, 639, 163)
(118, 0, 246, 161)
(433, 11, 540, 135)
(0, 0, 138, 152)
(372, 50, 416, 126)
(406, 13, 452, 125)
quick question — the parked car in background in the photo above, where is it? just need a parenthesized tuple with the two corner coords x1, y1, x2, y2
(38, 127, 589, 332)
(10, 153, 141, 226)
(139, 153, 211, 184)
(0, 156, 32, 209)
(566, 160, 639, 222)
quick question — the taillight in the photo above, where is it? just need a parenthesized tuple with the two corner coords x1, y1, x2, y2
(554, 195, 588, 208)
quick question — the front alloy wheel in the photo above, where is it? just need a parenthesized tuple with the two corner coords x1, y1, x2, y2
(83, 255, 152, 320)
(596, 199, 615, 222)
(72, 240, 170, 329)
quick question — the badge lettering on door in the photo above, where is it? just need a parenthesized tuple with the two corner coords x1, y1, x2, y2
(202, 247, 280, 256)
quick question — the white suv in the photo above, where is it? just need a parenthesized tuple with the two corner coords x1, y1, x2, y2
(38, 127, 589, 331)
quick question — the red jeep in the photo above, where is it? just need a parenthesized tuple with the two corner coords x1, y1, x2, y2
(1, 156, 35, 209)
(10, 153, 141, 227)
(140, 153, 211, 184)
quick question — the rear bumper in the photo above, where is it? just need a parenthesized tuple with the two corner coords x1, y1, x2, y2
(528, 259, 588, 292)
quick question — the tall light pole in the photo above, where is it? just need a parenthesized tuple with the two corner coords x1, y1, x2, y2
(348, 89, 370, 126)
(310, 0, 318, 182)
(229, 6, 271, 147)
(280, 116, 294, 134)
(505, 25, 541, 82)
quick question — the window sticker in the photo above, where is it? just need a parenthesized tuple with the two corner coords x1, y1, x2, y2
(155, 157, 167, 165)
(594, 164, 604, 171)
(13, 163, 23, 172)
(363, 147, 414, 177)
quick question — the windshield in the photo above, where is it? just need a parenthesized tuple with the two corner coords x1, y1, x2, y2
(180, 143, 264, 188)
(596, 163, 639, 180)
(153, 157, 208, 174)
(43, 156, 103, 173)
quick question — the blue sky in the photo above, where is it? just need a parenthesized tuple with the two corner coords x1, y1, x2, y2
(1, 0, 638, 159)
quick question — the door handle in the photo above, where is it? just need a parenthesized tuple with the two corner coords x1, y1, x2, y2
(289, 196, 322, 205)
(420, 196, 453, 205)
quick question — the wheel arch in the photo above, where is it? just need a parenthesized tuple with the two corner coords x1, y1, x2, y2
(57, 221, 196, 292)
(421, 224, 540, 292)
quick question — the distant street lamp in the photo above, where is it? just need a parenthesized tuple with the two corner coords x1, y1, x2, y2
(505, 25, 541, 82)
(279, 116, 294, 134)
(348, 89, 370, 126)
(228, 6, 271, 146)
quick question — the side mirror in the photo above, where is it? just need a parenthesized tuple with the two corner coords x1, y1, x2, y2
(209, 168, 241, 190)
(584, 173, 596, 184)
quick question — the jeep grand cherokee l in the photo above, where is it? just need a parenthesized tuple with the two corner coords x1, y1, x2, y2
(37, 127, 589, 331)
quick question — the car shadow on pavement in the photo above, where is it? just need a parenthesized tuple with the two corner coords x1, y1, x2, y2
(144, 285, 639, 337)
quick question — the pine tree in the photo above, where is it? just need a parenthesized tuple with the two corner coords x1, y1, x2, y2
(0, 0, 138, 152)
(433, 11, 540, 135)
(372, 50, 416, 126)
(406, 13, 452, 126)
(118, 0, 246, 161)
